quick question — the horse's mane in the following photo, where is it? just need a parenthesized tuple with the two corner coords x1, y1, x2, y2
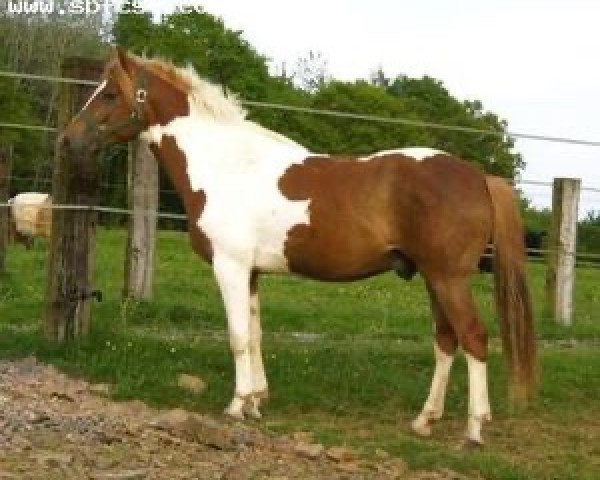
(135, 54, 304, 149)
(137, 56, 246, 122)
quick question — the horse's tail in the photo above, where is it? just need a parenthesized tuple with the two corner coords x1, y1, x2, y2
(485, 175, 536, 404)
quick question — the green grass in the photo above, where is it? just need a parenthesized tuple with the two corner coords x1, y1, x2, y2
(1, 228, 599, 479)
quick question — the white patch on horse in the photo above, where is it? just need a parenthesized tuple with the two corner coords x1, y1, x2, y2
(80, 79, 107, 113)
(361, 147, 446, 162)
(465, 352, 492, 443)
(141, 92, 312, 273)
(412, 342, 454, 436)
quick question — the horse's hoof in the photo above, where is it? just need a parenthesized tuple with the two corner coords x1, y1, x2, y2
(411, 417, 433, 437)
(243, 396, 262, 419)
(254, 389, 269, 402)
(245, 406, 262, 419)
(224, 396, 246, 420)
(224, 406, 245, 421)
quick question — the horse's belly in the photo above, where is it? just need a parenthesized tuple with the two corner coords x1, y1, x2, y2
(284, 223, 394, 281)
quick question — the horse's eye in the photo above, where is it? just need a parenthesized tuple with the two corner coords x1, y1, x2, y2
(103, 91, 118, 102)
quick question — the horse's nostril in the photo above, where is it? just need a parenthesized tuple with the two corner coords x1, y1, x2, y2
(59, 133, 71, 151)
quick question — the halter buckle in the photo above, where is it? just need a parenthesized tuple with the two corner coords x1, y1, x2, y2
(135, 88, 147, 103)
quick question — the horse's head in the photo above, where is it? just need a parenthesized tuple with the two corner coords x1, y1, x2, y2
(59, 47, 152, 153)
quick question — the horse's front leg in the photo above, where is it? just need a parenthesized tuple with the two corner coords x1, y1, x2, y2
(213, 253, 255, 420)
(246, 272, 268, 418)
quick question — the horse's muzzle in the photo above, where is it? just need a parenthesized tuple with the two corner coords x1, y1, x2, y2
(58, 131, 99, 156)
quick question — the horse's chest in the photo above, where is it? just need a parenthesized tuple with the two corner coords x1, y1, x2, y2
(194, 172, 310, 272)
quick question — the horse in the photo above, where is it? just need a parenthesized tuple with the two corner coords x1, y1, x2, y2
(8, 192, 52, 249)
(59, 47, 536, 446)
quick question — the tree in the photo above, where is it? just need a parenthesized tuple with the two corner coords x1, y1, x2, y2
(369, 66, 390, 88)
(292, 51, 329, 93)
(582, 210, 600, 226)
(578, 211, 600, 255)
(386, 75, 522, 177)
(114, 4, 272, 100)
(305, 80, 433, 154)
(0, 10, 108, 190)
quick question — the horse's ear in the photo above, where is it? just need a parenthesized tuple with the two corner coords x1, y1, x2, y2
(116, 46, 129, 66)
(111, 46, 136, 77)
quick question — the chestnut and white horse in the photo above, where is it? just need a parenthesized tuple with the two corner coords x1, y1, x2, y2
(8, 192, 52, 249)
(60, 48, 536, 445)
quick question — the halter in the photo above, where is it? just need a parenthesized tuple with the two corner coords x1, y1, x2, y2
(130, 83, 148, 122)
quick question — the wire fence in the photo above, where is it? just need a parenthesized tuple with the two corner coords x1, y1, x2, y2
(0, 201, 186, 221)
(6, 175, 182, 196)
(2, 69, 600, 198)
(2, 69, 600, 148)
(7, 174, 600, 198)
(2, 200, 600, 264)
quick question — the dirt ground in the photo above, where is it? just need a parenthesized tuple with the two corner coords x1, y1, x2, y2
(0, 357, 480, 480)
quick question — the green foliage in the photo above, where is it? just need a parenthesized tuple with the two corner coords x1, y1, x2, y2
(0, 12, 108, 191)
(522, 205, 552, 233)
(303, 80, 432, 154)
(582, 210, 600, 226)
(291, 50, 329, 93)
(579, 210, 600, 256)
(0, 78, 41, 170)
(578, 223, 600, 255)
(387, 75, 522, 177)
(521, 205, 600, 256)
(114, 4, 271, 100)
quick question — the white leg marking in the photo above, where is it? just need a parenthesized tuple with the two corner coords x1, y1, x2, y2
(412, 342, 454, 436)
(465, 352, 492, 444)
(247, 289, 268, 418)
(212, 253, 253, 420)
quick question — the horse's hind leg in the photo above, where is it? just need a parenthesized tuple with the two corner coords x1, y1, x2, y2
(412, 284, 458, 436)
(422, 274, 491, 445)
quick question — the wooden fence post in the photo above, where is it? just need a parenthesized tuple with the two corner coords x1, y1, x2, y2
(545, 177, 581, 326)
(123, 139, 158, 300)
(44, 57, 103, 343)
(0, 145, 13, 273)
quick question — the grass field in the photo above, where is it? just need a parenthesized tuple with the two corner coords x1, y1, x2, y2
(1, 229, 599, 479)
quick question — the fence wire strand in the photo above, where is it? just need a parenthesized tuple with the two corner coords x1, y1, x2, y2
(0, 122, 57, 132)
(6, 175, 600, 200)
(2, 70, 600, 148)
(2, 202, 600, 261)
